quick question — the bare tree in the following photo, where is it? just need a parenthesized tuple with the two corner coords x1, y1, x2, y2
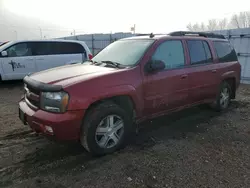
(218, 18, 228, 30)
(187, 23, 201, 31)
(246, 11, 250, 27)
(230, 14, 240, 28)
(230, 11, 250, 28)
(200, 22, 206, 31)
(187, 11, 250, 31)
(207, 19, 218, 31)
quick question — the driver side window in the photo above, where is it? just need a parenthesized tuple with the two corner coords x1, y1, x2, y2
(152, 40, 185, 69)
(6, 43, 32, 57)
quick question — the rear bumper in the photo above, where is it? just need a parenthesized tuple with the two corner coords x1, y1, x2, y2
(19, 100, 85, 141)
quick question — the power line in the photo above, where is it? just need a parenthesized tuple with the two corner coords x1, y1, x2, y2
(0, 22, 86, 33)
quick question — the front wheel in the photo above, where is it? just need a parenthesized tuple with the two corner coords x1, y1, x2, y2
(80, 101, 133, 156)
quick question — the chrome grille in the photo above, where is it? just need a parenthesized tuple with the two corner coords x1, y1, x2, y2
(24, 84, 40, 109)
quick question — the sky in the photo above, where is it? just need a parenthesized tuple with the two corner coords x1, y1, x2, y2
(0, 0, 250, 40)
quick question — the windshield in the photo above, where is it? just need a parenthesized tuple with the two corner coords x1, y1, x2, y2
(0, 41, 10, 51)
(92, 39, 154, 66)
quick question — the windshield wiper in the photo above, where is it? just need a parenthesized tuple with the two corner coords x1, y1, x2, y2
(101, 61, 122, 68)
(84, 59, 99, 64)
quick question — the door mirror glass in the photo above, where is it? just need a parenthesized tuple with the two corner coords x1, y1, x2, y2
(145, 59, 165, 73)
(1, 51, 8, 57)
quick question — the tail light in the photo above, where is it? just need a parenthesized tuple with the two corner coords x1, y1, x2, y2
(88, 54, 93, 60)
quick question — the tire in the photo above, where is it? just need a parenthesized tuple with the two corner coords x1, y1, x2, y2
(212, 81, 232, 112)
(80, 101, 133, 156)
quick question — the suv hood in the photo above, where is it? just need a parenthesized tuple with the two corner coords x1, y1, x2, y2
(29, 63, 118, 86)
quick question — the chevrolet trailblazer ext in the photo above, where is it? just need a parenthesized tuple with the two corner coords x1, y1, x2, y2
(19, 31, 241, 156)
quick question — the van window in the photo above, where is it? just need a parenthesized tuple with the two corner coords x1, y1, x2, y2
(213, 41, 238, 62)
(152, 40, 185, 69)
(51, 42, 86, 55)
(187, 40, 211, 65)
(32, 42, 86, 56)
(5, 43, 32, 57)
(32, 42, 50, 56)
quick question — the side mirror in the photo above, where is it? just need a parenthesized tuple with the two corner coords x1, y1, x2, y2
(145, 59, 165, 73)
(1, 51, 8, 57)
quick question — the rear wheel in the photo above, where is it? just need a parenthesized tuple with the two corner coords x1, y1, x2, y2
(80, 101, 133, 156)
(212, 81, 231, 111)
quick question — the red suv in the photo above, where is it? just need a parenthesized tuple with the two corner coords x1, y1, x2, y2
(18, 31, 241, 155)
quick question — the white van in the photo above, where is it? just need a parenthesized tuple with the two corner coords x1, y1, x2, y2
(0, 40, 92, 81)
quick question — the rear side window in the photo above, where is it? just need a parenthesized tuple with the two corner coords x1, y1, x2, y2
(187, 40, 212, 64)
(33, 42, 86, 56)
(53, 42, 86, 55)
(213, 41, 238, 62)
(152, 40, 185, 69)
(32, 42, 50, 56)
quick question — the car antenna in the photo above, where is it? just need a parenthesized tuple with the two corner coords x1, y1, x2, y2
(149, 33, 154, 38)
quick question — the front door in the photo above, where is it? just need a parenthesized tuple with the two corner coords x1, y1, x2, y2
(1, 42, 36, 80)
(143, 40, 189, 116)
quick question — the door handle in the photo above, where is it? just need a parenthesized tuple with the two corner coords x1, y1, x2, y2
(181, 74, 188, 79)
(212, 70, 217, 73)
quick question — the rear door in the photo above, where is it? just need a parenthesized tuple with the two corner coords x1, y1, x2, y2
(0, 42, 36, 80)
(143, 39, 189, 115)
(186, 40, 218, 103)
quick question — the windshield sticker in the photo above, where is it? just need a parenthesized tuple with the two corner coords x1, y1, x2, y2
(8, 60, 25, 71)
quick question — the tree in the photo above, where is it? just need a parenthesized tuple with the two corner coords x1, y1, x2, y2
(218, 18, 228, 30)
(187, 10, 250, 31)
(207, 19, 218, 31)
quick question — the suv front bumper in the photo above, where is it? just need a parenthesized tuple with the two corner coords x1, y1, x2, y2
(18, 100, 85, 141)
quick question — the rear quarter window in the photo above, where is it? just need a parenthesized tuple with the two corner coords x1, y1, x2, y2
(213, 41, 238, 62)
(54, 42, 86, 55)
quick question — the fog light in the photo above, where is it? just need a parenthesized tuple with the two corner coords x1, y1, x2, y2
(44, 125, 53, 134)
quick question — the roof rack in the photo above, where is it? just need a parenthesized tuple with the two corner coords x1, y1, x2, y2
(136, 33, 155, 38)
(168, 31, 226, 39)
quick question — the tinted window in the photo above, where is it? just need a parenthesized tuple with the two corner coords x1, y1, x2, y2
(54, 42, 85, 55)
(187, 40, 211, 64)
(32, 42, 50, 56)
(152, 40, 185, 69)
(203, 41, 213, 63)
(214, 41, 238, 62)
(33, 42, 86, 56)
(5, 42, 32, 57)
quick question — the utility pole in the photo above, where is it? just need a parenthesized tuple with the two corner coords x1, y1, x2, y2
(14, 30, 17, 40)
(130, 24, 136, 34)
(39, 27, 43, 39)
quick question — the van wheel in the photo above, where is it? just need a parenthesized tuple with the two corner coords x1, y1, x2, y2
(80, 101, 133, 156)
(213, 81, 231, 111)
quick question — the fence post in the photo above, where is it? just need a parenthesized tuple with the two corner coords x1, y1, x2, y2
(109, 34, 112, 43)
(91, 34, 94, 55)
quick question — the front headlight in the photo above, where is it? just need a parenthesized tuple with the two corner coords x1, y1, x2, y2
(40, 91, 69, 113)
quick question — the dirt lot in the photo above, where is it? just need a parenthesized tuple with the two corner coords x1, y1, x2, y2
(0, 81, 250, 188)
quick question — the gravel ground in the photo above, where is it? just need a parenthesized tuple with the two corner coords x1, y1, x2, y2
(0, 81, 250, 188)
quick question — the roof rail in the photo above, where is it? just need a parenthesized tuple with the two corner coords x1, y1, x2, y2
(168, 31, 226, 39)
(136, 33, 155, 38)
